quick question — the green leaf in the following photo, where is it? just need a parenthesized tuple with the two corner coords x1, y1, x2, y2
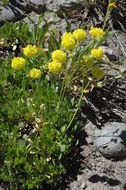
(58, 142, 66, 153)
(28, 183, 34, 189)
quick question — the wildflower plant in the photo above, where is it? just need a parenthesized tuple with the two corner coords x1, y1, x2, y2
(0, 3, 123, 190)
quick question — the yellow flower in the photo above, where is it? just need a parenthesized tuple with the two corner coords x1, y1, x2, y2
(52, 50, 66, 63)
(89, 26, 105, 38)
(29, 68, 42, 79)
(24, 45, 37, 57)
(48, 60, 62, 75)
(83, 55, 94, 68)
(109, 2, 117, 8)
(73, 29, 86, 42)
(61, 32, 76, 51)
(12, 57, 26, 70)
(91, 48, 104, 59)
(92, 67, 105, 80)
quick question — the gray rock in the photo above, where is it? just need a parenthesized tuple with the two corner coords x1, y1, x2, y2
(101, 46, 118, 61)
(44, 0, 80, 12)
(57, 0, 78, 6)
(0, 0, 29, 24)
(29, 0, 45, 13)
(0, 0, 46, 25)
(95, 122, 126, 158)
(29, 0, 44, 5)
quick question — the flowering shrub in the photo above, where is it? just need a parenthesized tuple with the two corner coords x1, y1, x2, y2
(0, 2, 122, 189)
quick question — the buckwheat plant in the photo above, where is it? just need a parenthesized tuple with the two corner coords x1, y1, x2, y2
(0, 2, 123, 189)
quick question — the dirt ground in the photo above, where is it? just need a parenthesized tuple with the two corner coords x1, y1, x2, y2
(58, 122, 126, 190)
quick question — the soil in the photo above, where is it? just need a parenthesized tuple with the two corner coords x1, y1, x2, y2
(60, 122, 126, 190)
(58, 77, 126, 190)
(0, 1, 126, 190)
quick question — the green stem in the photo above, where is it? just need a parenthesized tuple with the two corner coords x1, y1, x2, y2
(67, 81, 90, 130)
(33, 79, 41, 102)
(67, 92, 83, 130)
(60, 45, 80, 102)
(103, 2, 112, 30)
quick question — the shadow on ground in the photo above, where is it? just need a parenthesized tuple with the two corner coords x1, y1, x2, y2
(89, 174, 121, 186)
(82, 77, 126, 128)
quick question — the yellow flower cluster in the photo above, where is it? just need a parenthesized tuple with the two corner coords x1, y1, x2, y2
(24, 45, 37, 58)
(48, 60, 62, 75)
(11, 45, 42, 79)
(83, 55, 94, 68)
(61, 32, 75, 51)
(49, 49, 66, 74)
(61, 29, 87, 50)
(12, 57, 26, 70)
(73, 29, 86, 42)
(89, 26, 105, 39)
(91, 48, 104, 59)
(92, 67, 105, 80)
(108, 2, 117, 8)
(29, 68, 42, 79)
(52, 50, 66, 63)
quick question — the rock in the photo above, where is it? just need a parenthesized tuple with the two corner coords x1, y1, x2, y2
(0, 0, 46, 25)
(95, 122, 126, 158)
(0, 0, 29, 25)
(100, 46, 118, 61)
(45, 0, 80, 12)
(81, 183, 87, 189)
(28, 0, 46, 13)
(57, 0, 78, 7)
